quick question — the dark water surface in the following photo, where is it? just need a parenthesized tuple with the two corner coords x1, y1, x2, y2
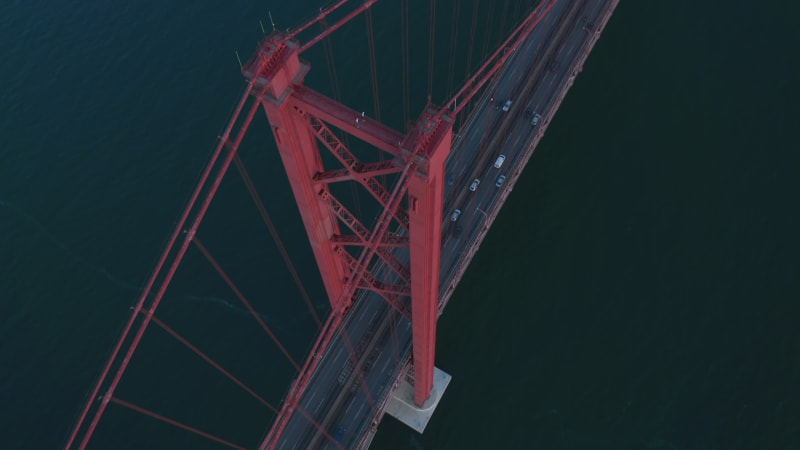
(1, 1, 798, 449)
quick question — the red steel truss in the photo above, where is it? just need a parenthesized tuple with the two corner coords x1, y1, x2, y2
(243, 29, 453, 417)
(65, 2, 561, 447)
(248, 2, 556, 445)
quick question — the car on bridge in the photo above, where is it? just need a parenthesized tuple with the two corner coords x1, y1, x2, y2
(469, 179, 480, 191)
(531, 113, 541, 126)
(501, 99, 513, 112)
(333, 426, 345, 442)
(450, 209, 462, 221)
(494, 155, 506, 168)
(496, 175, 506, 187)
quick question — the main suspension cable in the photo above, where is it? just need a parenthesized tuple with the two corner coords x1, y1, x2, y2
(65, 82, 266, 450)
(513, 0, 524, 26)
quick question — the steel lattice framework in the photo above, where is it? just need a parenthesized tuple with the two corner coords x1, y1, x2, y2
(64, 1, 568, 448)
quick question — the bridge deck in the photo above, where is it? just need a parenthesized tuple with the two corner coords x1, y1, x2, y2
(264, 0, 619, 448)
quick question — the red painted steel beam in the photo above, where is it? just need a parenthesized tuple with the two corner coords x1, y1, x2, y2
(405, 109, 452, 406)
(292, 86, 403, 156)
(251, 0, 559, 442)
(307, 116, 408, 226)
(249, 34, 413, 448)
(262, 165, 415, 449)
(257, 39, 350, 311)
(331, 233, 409, 247)
(287, 0, 350, 40)
(321, 192, 410, 284)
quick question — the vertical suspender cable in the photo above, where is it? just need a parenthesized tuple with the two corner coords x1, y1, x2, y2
(513, 1, 523, 27)
(446, 1, 461, 98)
(497, 0, 511, 46)
(481, 0, 497, 59)
(320, 18, 363, 220)
(400, 0, 410, 128)
(66, 81, 264, 450)
(321, 19, 342, 103)
(427, 0, 437, 101)
(365, 8, 387, 186)
(460, 0, 481, 131)
(365, 9, 381, 122)
(465, 0, 480, 78)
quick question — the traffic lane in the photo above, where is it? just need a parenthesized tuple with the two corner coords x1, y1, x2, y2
(505, 8, 597, 146)
(467, 7, 601, 213)
(314, 314, 392, 446)
(328, 314, 412, 449)
(448, 0, 578, 214)
(324, 316, 404, 449)
(443, 0, 561, 203)
(536, 21, 592, 108)
(310, 260, 412, 447)
(446, 1, 576, 210)
(443, 6, 595, 256)
(279, 289, 389, 446)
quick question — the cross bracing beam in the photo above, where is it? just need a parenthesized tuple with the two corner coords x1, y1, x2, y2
(321, 191, 411, 284)
(331, 234, 409, 247)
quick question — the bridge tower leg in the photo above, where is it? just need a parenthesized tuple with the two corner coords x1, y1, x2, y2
(406, 110, 452, 406)
(253, 37, 349, 311)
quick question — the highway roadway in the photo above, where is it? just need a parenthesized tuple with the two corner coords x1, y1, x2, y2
(266, 0, 618, 448)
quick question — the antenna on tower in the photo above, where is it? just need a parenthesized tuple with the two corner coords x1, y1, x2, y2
(268, 10, 276, 31)
(259, 20, 266, 34)
(235, 50, 243, 70)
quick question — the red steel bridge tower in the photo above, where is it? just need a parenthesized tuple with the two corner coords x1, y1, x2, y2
(242, 0, 555, 415)
(64, 0, 620, 447)
(249, 28, 451, 406)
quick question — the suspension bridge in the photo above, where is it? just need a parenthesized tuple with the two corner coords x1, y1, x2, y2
(65, 0, 618, 448)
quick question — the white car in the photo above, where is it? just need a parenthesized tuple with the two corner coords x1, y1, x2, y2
(531, 113, 541, 126)
(469, 179, 480, 191)
(450, 209, 462, 221)
(494, 155, 506, 168)
(501, 100, 513, 112)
